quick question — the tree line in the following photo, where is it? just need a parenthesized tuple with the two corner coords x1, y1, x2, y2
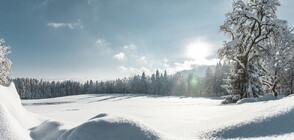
(13, 63, 228, 99)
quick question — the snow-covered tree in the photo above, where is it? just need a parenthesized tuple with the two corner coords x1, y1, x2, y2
(140, 72, 148, 94)
(14, 69, 229, 99)
(155, 70, 161, 94)
(260, 24, 294, 96)
(202, 67, 214, 96)
(150, 74, 156, 94)
(213, 62, 228, 96)
(0, 39, 12, 85)
(218, 0, 284, 100)
(161, 71, 169, 95)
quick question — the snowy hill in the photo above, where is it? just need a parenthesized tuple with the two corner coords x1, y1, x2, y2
(23, 93, 294, 140)
(2, 83, 294, 139)
(0, 83, 37, 140)
(0, 83, 160, 140)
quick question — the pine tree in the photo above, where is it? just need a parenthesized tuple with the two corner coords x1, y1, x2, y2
(140, 72, 147, 94)
(203, 67, 214, 96)
(213, 62, 228, 96)
(150, 74, 156, 94)
(162, 71, 169, 94)
(155, 70, 161, 94)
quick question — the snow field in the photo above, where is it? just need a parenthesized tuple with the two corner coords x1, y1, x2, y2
(2, 83, 294, 140)
(0, 83, 161, 140)
(23, 93, 294, 140)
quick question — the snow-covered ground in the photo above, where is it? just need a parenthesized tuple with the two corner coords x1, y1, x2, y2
(2, 83, 294, 139)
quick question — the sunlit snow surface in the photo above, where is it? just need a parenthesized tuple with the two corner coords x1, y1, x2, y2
(22, 93, 294, 140)
(2, 83, 294, 140)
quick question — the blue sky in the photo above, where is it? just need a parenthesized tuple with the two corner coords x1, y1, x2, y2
(0, 0, 293, 81)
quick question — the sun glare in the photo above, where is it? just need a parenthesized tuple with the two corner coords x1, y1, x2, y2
(185, 40, 212, 61)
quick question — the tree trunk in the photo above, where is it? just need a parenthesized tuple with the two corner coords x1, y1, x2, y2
(273, 81, 278, 98)
(248, 77, 253, 98)
(291, 69, 293, 95)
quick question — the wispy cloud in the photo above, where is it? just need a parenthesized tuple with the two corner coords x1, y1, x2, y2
(162, 59, 218, 75)
(87, 0, 96, 5)
(47, 22, 73, 29)
(139, 56, 147, 64)
(95, 38, 109, 48)
(47, 20, 83, 29)
(118, 66, 152, 76)
(123, 43, 136, 50)
(113, 52, 125, 60)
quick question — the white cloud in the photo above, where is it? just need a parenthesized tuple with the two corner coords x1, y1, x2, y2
(96, 39, 105, 44)
(164, 58, 168, 63)
(123, 43, 136, 49)
(47, 22, 72, 28)
(95, 39, 109, 47)
(47, 20, 82, 29)
(164, 63, 170, 68)
(174, 61, 194, 71)
(164, 59, 219, 75)
(118, 66, 128, 71)
(88, 0, 98, 5)
(139, 56, 147, 63)
(118, 66, 152, 76)
(163, 58, 169, 67)
(113, 52, 125, 60)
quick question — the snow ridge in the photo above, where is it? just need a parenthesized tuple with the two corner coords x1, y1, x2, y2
(203, 95, 294, 139)
(0, 83, 161, 140)
(0, 83, 33, 140)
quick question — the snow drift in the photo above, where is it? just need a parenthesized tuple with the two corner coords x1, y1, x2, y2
(3, 82, 294, 140)
(0, 83, 32, 140)
(236, 94, 276, 104)
(207, 108, 294, 139)
(58, 113, 160, 140)
(204, 94, 294, 139)
(29, 114, 160, 140)
(0, 83, 160, 140)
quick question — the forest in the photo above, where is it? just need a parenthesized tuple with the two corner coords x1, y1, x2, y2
(13, 62, 228, 99)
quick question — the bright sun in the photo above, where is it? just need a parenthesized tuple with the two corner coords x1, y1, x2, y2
(185, 40, 212, 61)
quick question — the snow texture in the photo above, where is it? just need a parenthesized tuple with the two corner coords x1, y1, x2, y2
(23, 93, 294, 140)
(2, 82, 294, 139)
(0, 83, 160, 140)
(0, 83, 35, 140)
(29, 114, 160, 140)
(236, 94, 277, 104)
(58, 114, 160, 140)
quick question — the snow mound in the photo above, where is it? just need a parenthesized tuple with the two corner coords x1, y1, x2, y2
(204, 95, 294, 139)
(0, 83, 36, 140)
(59, 113, 160, 140)
(0, 83, 161, 140)
(236, 94, 276, 104)
(30, 120, 66, 140)
(0, 103, 30, 140)
(206, 108, 294, 139)
(30, 113, 160, 140)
